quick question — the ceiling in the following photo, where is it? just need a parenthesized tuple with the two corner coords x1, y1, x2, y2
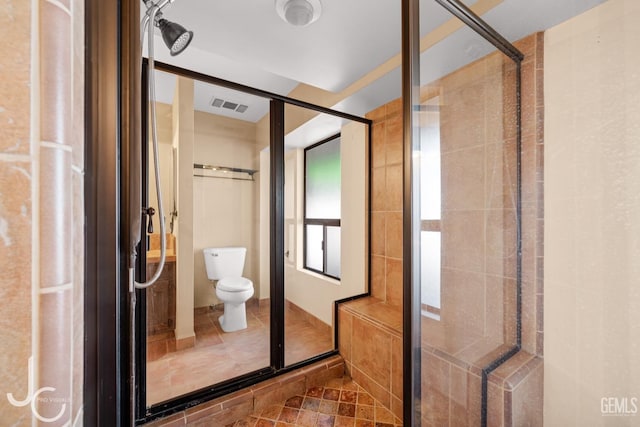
(145, 0, 607, 139)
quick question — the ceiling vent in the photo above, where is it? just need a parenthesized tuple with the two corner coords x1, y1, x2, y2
(210, 97, 249, 114)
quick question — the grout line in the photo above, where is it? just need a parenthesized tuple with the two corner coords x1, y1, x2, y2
(0, 153, 31, 162)
(41, 140, 73, 151)
(40, 282, 73, 294)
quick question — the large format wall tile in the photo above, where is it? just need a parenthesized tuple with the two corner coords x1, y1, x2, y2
(0, 0, 84, 424)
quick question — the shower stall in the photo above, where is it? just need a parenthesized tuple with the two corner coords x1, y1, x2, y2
(85, 0, 537, 424)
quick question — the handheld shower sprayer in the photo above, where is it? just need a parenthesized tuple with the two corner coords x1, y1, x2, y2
(134, 0, 193, 290)
(129, 4, 193, 419)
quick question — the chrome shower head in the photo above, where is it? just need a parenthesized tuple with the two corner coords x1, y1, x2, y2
(142, 0, 194, 56)
(157, 18, 193, 56)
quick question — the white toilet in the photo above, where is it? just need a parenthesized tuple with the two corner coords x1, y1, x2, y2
(203, 247, 254, 332)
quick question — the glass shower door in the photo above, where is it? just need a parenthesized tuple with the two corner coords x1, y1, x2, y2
(413, 0, 522, 424)
(143, 72, 271, 406)
(282, 104, 369, 367)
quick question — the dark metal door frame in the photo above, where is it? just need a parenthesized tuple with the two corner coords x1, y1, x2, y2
(401, 0, 523, 426)
(85, 0, 138, 424)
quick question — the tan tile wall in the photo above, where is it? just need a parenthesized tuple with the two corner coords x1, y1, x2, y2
(369, 98, 404, 307)
(519, 32, 545, 358)
(425, 46, 519, 354)
(0, 0, 84, 425)
(338, 300, 404, 419)
(0, 2, 33, 423)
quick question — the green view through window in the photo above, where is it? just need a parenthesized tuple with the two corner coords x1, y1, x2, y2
(304, 134, 341, 279)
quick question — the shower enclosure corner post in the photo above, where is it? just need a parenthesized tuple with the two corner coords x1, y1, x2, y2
(401, 0, 421, 425)
(84, 0, 124, 424)
(269, 99, 286, 370)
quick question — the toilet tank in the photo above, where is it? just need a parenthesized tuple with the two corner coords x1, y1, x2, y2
(203, 247, 246, 280)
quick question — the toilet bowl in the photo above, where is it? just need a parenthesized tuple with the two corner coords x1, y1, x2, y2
(203, 247, 254, 332)
(215, 277, 254, 332)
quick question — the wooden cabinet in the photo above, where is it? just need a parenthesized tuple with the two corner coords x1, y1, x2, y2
(146, 261, 176, 336)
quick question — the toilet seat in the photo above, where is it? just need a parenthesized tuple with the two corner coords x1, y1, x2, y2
(216, 277, 253, 292)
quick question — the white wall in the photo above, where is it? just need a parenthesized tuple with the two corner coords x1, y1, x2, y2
(544, 0, 640, 424)
(192, 112, 258, 308)
(173, 77, 195, 342)
(148, 102, 259, 309)
(259, 148, 271, 300)
(148, 102, 173, 233)
(260, 121, 369, 325)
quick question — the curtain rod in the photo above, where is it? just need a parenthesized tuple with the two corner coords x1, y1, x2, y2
(193, 163, 258, 181)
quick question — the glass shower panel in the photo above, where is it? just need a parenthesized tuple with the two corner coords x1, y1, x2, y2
(416, 1, 519, 424)
(282, 101, 369, 367)
(145, 75, 270, 406)
(283, 105, 338, 366)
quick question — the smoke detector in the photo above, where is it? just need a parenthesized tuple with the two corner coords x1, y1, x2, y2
(276, 0, 322, 27)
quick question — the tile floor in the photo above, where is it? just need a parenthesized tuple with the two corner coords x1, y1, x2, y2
(226, 376, 403, 427)
(147, 301, 333, 405)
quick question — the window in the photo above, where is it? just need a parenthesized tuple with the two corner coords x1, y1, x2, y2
(304, 134, 341, 279)
(420, 98, 442, 319)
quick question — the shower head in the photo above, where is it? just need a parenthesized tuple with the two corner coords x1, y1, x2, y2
(157, 18, 193, 56)
(142, 0, 194, 56)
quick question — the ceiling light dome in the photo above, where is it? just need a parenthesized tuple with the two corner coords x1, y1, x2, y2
(276, 0, 322, 27)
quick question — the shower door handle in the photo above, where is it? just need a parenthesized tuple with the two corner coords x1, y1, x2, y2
(144, 207, 156, 234)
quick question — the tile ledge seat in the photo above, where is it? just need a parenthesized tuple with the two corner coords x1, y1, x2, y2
(340, 296, 542, 388)
(340, 296, 402, 336)
(339, 295, 541, 390)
